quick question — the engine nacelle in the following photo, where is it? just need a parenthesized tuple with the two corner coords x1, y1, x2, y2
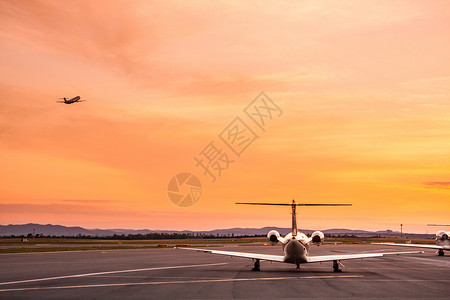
(267, 230, 281, 245)
(436, 230, 449, 241)
(311, 231, 324, 246)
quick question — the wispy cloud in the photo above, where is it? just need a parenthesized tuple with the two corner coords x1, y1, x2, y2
(60, 199, 116, 204)
(0, 202, 131, 216)
(424, 182, 450, 189)
(2, 0, 446, 97)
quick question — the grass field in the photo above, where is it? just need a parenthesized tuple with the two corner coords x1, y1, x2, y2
(0, 236, 435, 254)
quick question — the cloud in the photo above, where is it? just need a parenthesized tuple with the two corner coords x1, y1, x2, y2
(3, 0, 447, 99)
(0, 202, 142, 216)
(424, 182, 450, 189)
(0, 1, 217, 92)
(60, 199, 116, 204)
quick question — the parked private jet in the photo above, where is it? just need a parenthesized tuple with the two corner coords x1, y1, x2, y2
(176, 200, 422, 272)
(57, 96, 86, 104)
(373, 224, 450, 256)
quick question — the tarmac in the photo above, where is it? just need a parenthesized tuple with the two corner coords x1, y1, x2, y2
(0, 244, 448, 299)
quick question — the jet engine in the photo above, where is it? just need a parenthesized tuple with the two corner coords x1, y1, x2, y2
(436, 230, 449, 241)
(267, 230, 281, 245)
(311, 231, 324, 246)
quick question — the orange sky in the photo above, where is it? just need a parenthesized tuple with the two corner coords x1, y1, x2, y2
(1, 1, 449, 233)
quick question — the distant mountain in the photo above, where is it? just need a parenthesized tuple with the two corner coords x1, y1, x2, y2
(0, 223, 434, 238)
(0, 224, 118, 237)
(0, 224, 291, 237)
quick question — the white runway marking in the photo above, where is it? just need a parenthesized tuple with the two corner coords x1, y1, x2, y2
(0, 275, 363, 292)
(0, 262, 228, 286)
(396, 256, 450, 267)
(0, 250, 92, 256)
(1, 276, 448, 293)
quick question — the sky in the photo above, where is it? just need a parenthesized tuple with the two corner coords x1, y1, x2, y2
(0, 0, 449, 233)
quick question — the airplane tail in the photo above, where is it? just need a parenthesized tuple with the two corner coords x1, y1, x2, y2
(236, 201, 352, 237)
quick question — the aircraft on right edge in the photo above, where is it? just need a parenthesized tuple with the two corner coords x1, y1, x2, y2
(373, 224, 450, 256)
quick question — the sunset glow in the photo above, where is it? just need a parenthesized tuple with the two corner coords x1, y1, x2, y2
(1, 1, 449, 233)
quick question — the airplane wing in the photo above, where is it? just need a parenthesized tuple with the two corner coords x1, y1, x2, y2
(307, 250, 422, 263)
(176, 247, 420, 264)
(372, 243, 448, 250)
(175, 247, 285, 262)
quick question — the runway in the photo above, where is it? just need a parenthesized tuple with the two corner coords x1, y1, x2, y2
(0, 244, 448, 299)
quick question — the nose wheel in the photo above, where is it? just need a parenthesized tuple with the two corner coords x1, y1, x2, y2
(438, 249, 444, 256)
(252, 259, 261, 271)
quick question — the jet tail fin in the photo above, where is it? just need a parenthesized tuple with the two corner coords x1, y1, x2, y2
(236, 201, 351, 237)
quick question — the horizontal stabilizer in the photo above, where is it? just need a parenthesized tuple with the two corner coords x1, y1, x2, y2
(236, 202, 352, 206)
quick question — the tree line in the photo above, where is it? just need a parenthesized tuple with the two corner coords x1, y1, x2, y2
(2, 232, 265, 240)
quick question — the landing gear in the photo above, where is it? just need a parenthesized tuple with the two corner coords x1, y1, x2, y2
(296, 263, 300, 269)
(438, 249, 445, 256)
(252, 259, 261, 271)
(333, 260, 342, 272)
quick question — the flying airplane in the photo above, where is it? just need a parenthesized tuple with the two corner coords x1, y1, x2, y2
(373, 224, 450, 256)
(176, 200, 422, 272)
(56, 96, 86, 104)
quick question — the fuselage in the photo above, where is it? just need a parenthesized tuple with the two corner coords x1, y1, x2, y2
(63, 96, 81, 104)
(282, 232, 310, 264)
(67, 96, 80, 103)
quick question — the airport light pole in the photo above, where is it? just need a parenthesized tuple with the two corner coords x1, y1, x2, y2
(400, 224, 403, 242)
